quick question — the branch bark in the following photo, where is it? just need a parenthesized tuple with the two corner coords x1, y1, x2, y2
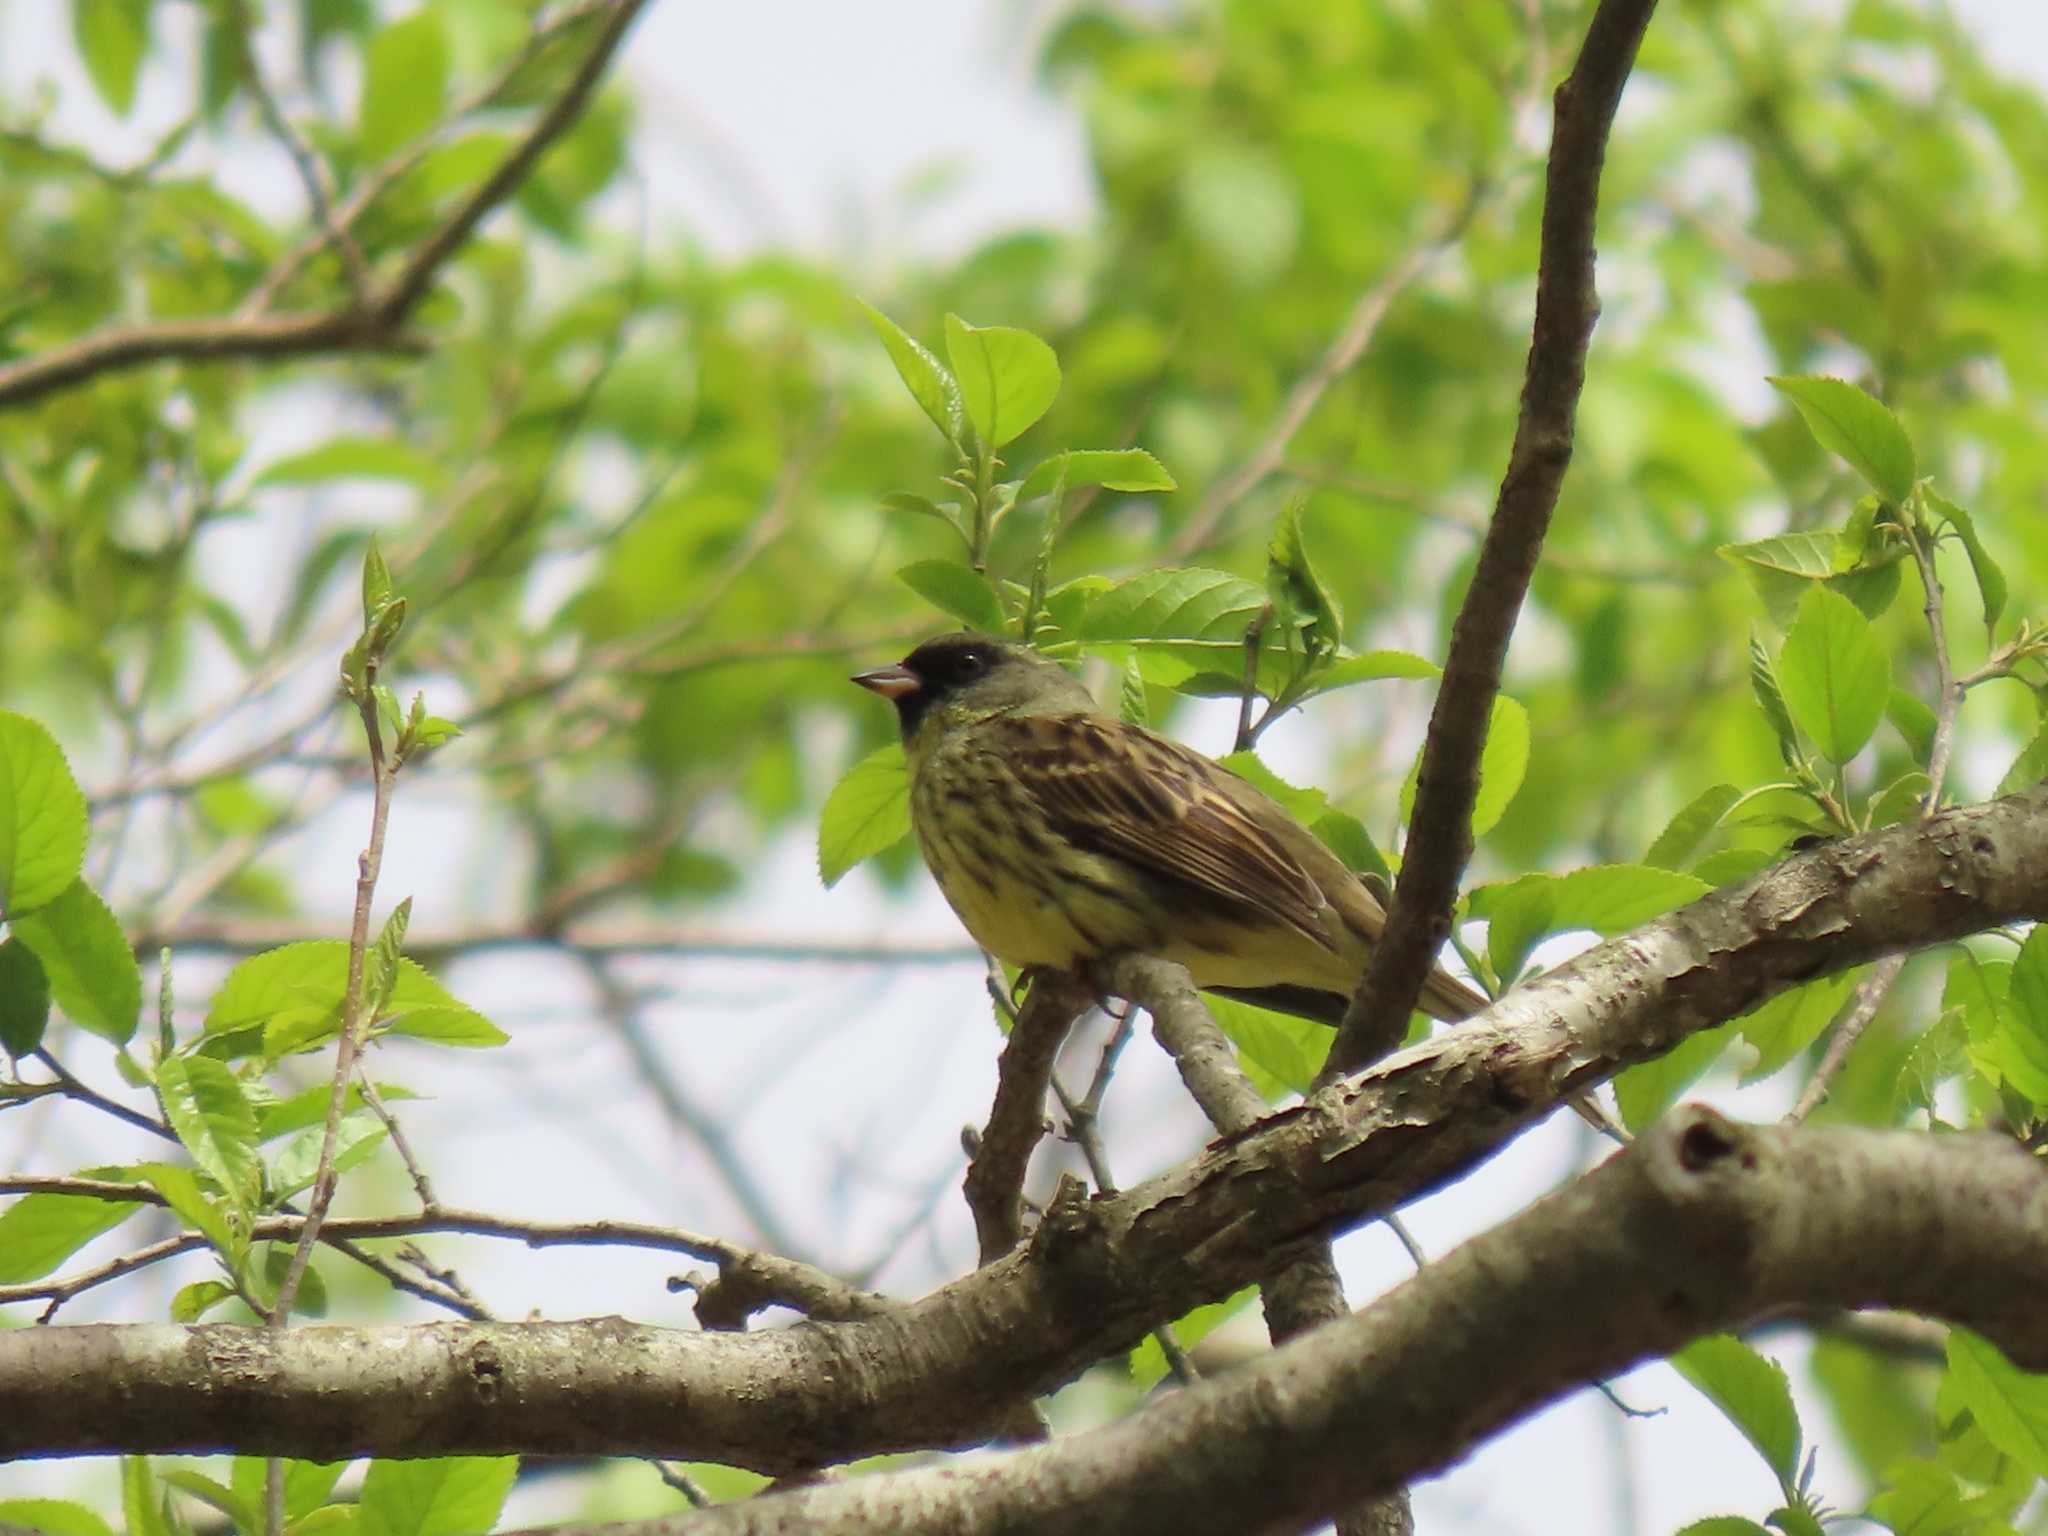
(6, 789, 2041, 1469)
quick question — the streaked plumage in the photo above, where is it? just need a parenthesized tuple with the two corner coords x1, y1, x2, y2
(852, 634, 1488, 1026)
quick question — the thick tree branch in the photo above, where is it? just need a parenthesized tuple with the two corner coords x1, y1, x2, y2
(5, 790, 2045, 1468)
(1332, 0, 1660, 1073)
(525, 1113, 2048, 1536)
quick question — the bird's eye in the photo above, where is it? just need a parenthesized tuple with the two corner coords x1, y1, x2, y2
(956, 650, 985, 676)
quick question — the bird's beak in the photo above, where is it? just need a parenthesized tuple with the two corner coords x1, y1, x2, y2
(851, 664, 921, 700)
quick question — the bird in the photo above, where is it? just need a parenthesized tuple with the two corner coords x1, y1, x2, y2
(850, 632, 1493, 1028)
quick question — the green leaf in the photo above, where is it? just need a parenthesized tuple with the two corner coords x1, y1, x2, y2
(1548, 864, 1711, 934)
(879, 491, 963, 539)
(1693, 848, 1775, 888)
(1310, 810, 1388, 884)
(0, 1185, 144, 1282)
(1015, 450, 1176, 504)
(817, 744, 911, 887)
(1720, 531, 1841, 582)
(256, 1241, 327, 1318)
(1867, 770, 1932, 828)
(256, 438, 448, 491)
(1765, 1507, 1826, 1536)
(121, 1455, 172, 1536)
(1867, 1458, 2024, 1536)
(1944, 950, 2008, 1046)
(1721, 529, 1906, 629)
(0, 711, 90, 918)
(155, 1472, 257, 1536)
(11, 880, 142, 1044)
(1399, 695, 1530, 839)
(1129, 1285, 1257, 1388)
(204, 942, 495, 1055)
(363, 896, 411, 1025)
(861, 303, 965, 446)
(1673, 1334, 1804, 1485)
(1471, 695, 1530, 838)
(1888, 688, 1939, 762)
(137, 1161, 238, 1264)
(0, 1500, 119, 1536)
(1299, 650, 1440, 698)
(1738, 972, 1857, 1083)
(384, 1004, 508, 1047)
(1265, 500, 1342, 655)
(268, 1114, 388, 1201)
(1928, 490, 2007, 639)
(1674, 1521, 1772, 1536)
(1810, 1334, 1933, 1483)
(233, 1458, 348, 1531)
(1768, 375, 1916, 505)
(1946, 1330, 2048, 1480)
(72, 0, 150, 115)
(896, 562, 1006, 633)
(1998, 719, 2048, 798)
(155, 1054, 261, 1210)
(1776, 585, 1889, 764)
(1081, 568, 1284, 687)
(1644, 784, 1742, 870)
(358, 1456, 520, 1536)
(170, 1279, 237, 1322)
(358, 10, 450, 161)
(1613, 1022, 1734, 1132)
(1748, 633, 1801, 765)
(259, 1081, 416, 1140)
(233, 1459, 347, 1528)
(1472, 873, 1555, 985)
(1204, 994, 1321, 1099)
(943, 316, 1061, 448)
(1996, 926, 2048, 1107)
(361, 540, 396, 633)
(1895, 1007, 1968, 1119)
(0, 935, 52, 1056)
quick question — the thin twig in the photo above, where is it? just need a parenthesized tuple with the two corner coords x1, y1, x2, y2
(962, 971, 1094, 1263)
(356, 1070, 439, 1211)
(1784, 953, 1906, 1125)
(270, 684, 400, 1322)
(0, 1181, 883, 1320)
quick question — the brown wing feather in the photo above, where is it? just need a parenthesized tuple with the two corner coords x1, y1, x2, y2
(985, 711, 1341, 953)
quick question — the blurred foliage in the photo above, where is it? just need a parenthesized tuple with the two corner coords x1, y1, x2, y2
(4, 0, 2048, 1530)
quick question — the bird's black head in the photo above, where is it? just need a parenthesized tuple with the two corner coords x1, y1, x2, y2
(851, 633, 1012, 737)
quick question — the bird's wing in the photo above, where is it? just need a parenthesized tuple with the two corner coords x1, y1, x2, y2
(985, 711, 1341, 952)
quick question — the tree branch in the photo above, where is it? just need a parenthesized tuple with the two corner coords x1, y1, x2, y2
(1330, 0, 1661, 1074)
(521, 1113, 2048, 1536)
(5, 790, 2045, 1467)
